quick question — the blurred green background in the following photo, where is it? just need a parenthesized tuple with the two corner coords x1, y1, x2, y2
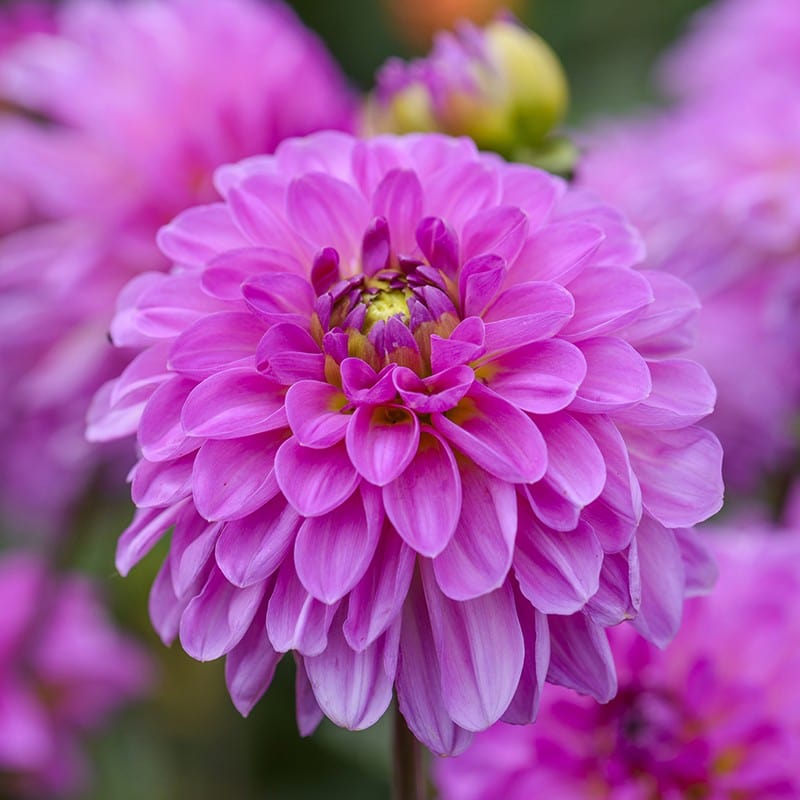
(54, 1, 709, 797)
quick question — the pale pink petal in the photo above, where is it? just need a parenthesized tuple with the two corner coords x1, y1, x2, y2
(433, 465, 517, 600)
(157, 203, 248, 267)
(274, 438, 360, 517)
(674, 527, 717, 597)
(383, 429, 461, 557)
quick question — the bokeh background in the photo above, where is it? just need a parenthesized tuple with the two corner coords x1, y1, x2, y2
(0, 1, 713, 797)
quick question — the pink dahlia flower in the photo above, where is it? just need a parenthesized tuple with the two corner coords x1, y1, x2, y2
(661, 0, 800, 99)
(0, 553, 152, 797)
(0, 0, 354, 534)
(91, 131, 723, 754)
(436, 526, 800, 799)
(579, 90, 800, 489)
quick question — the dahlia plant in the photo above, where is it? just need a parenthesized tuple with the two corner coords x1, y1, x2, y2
(0, 553, 152, 797)
(436, 526, 800, 799)
(0, 0, 354, 535)
(90, 131, 723, 761)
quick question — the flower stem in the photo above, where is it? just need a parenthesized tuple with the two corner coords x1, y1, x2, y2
(392, 705, 429, 800)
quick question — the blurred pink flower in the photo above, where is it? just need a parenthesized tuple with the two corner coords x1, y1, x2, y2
(579, 89, 800, 488)
(0, 0, 355, 535)
(661, 0, 800, 99)
(436, 525, 800, 799)
(0, 553, 152, 797)
(90, 130, 722, 754)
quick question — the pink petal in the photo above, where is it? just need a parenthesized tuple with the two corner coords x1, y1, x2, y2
(170, 510, 222, 598)
(241, 272, 316, 329)
(546, 612, 617, 702)
(305, 615, 396, 730)
(394, 365, 474, 413)
(256, 322, 324, 384)
(157, 202, 247, 267)
(462, 206, 528, 264)
(116, 500, 189, 576)
(130, 455, 193, 508)
(181, 368, 286, 439)
(482, 281, 574, 354)
(294, 488, 382, 604)
(383, 429, 461, 557)
(286, 173, 370, 265)
(432, 383, 546, 484)
(422, 568, 524, 731)
(396, 578, 473, 756)
(192, 431, 285, 521)
(285, 380, 349, 448)
(561, 266, 654, 340)
(630, 516, 685, 648)
(624, 425, 724, 528)
(138, 376, 200, 462)
(224, 604, 281, 717)
(584, 545, 640, 627)
(570, 337, 652, 413)
(675, 528, 717, 597)
(149, 555, 210, 646)
(346, 404, 420, 486)
(340, 359, 397, 405)
(433, 465, 517, 600)
(613, 359, 716, 429)
(215, 497, 302, 587)
(266, 560, 338, 656)
(201, 247, 305, 301)
(460, 255, 507, 318)
(424, 160, 501, 233)
(481, 339, 586, 414)
(429, 316, 486, 374)
(344, 522, 415, 651)
(274, 438, 360, 517)
(508, 221, 604, 285)
(501, 588, 550, 724)
(514, 503, 603, 615)
(294, 656, 324, 736)
(372, 168, 424, 255)
(179, 566, 267, 661)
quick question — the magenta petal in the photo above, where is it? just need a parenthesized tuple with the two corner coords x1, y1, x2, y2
(138, 376, 200, 462)
(131, 455, 193, 509)
(429, 316, 486, 373)
(585, 546, 641, 627)
(157, 203, 249, 267)
(630, 516, 685, 648)
(423, 567, 524, 731)
(294, 656, 324, 736)
(526, 480, 581, 532)
(287, 173, 370, 264)
(224, 603, 281, 717)
(168, 312, 264, 380)
(285, 380, 349, 448)
(482, 339, 586, 414)
(340, 359, 397, 405)
(396, 578, 473, 756)
(170, 510, 222, 598)
(192, 432, 285, 521)
(415, 216, 459, 277)
(561, 266, 654, 339)
(613, 358, 716, 429)
(460, 255, 507, 318)
(625, 425, 724, 528)
(181, 368, 286, 439)
(482, 281, 574, 354)
(675, 528, 718, 597)
(116, 500, 188, 576)
(383, 430, 461, 557)
(256, 323, 324, 384)
(424, 160, 501, 233)
(372, 168, 424, 255)
(241, 273, 315, 330)
(433, 465, 516, 600)
(361, 216, 391, 276)
(215, 497, 302, 587)
(394, 365, 474, 413)
(202, 247, 305, 301)
(295, 488, 382, 604)
(179, 567, 267, 661)
(570, 337, 652, 413)
(536, 413, 607, 508)
(546, 613, 617, 702)
(580, 415, 642, 552)
(433, 383, 546, 484)
(346, 405, 420, 486)
(462, 206, 528, 265)
(508, 221, 603, 285)
(266, 560, 338, 656)
(514, 503, 603, 615)
(274, 438, 360, 517)
(149, 553, 211, 646)
(344, 523, 415, 650)
(305, 615, 396, 730)
(501, 587, 550, 724)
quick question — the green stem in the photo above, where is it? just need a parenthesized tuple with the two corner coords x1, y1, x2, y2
(392, 706, 429, 800)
